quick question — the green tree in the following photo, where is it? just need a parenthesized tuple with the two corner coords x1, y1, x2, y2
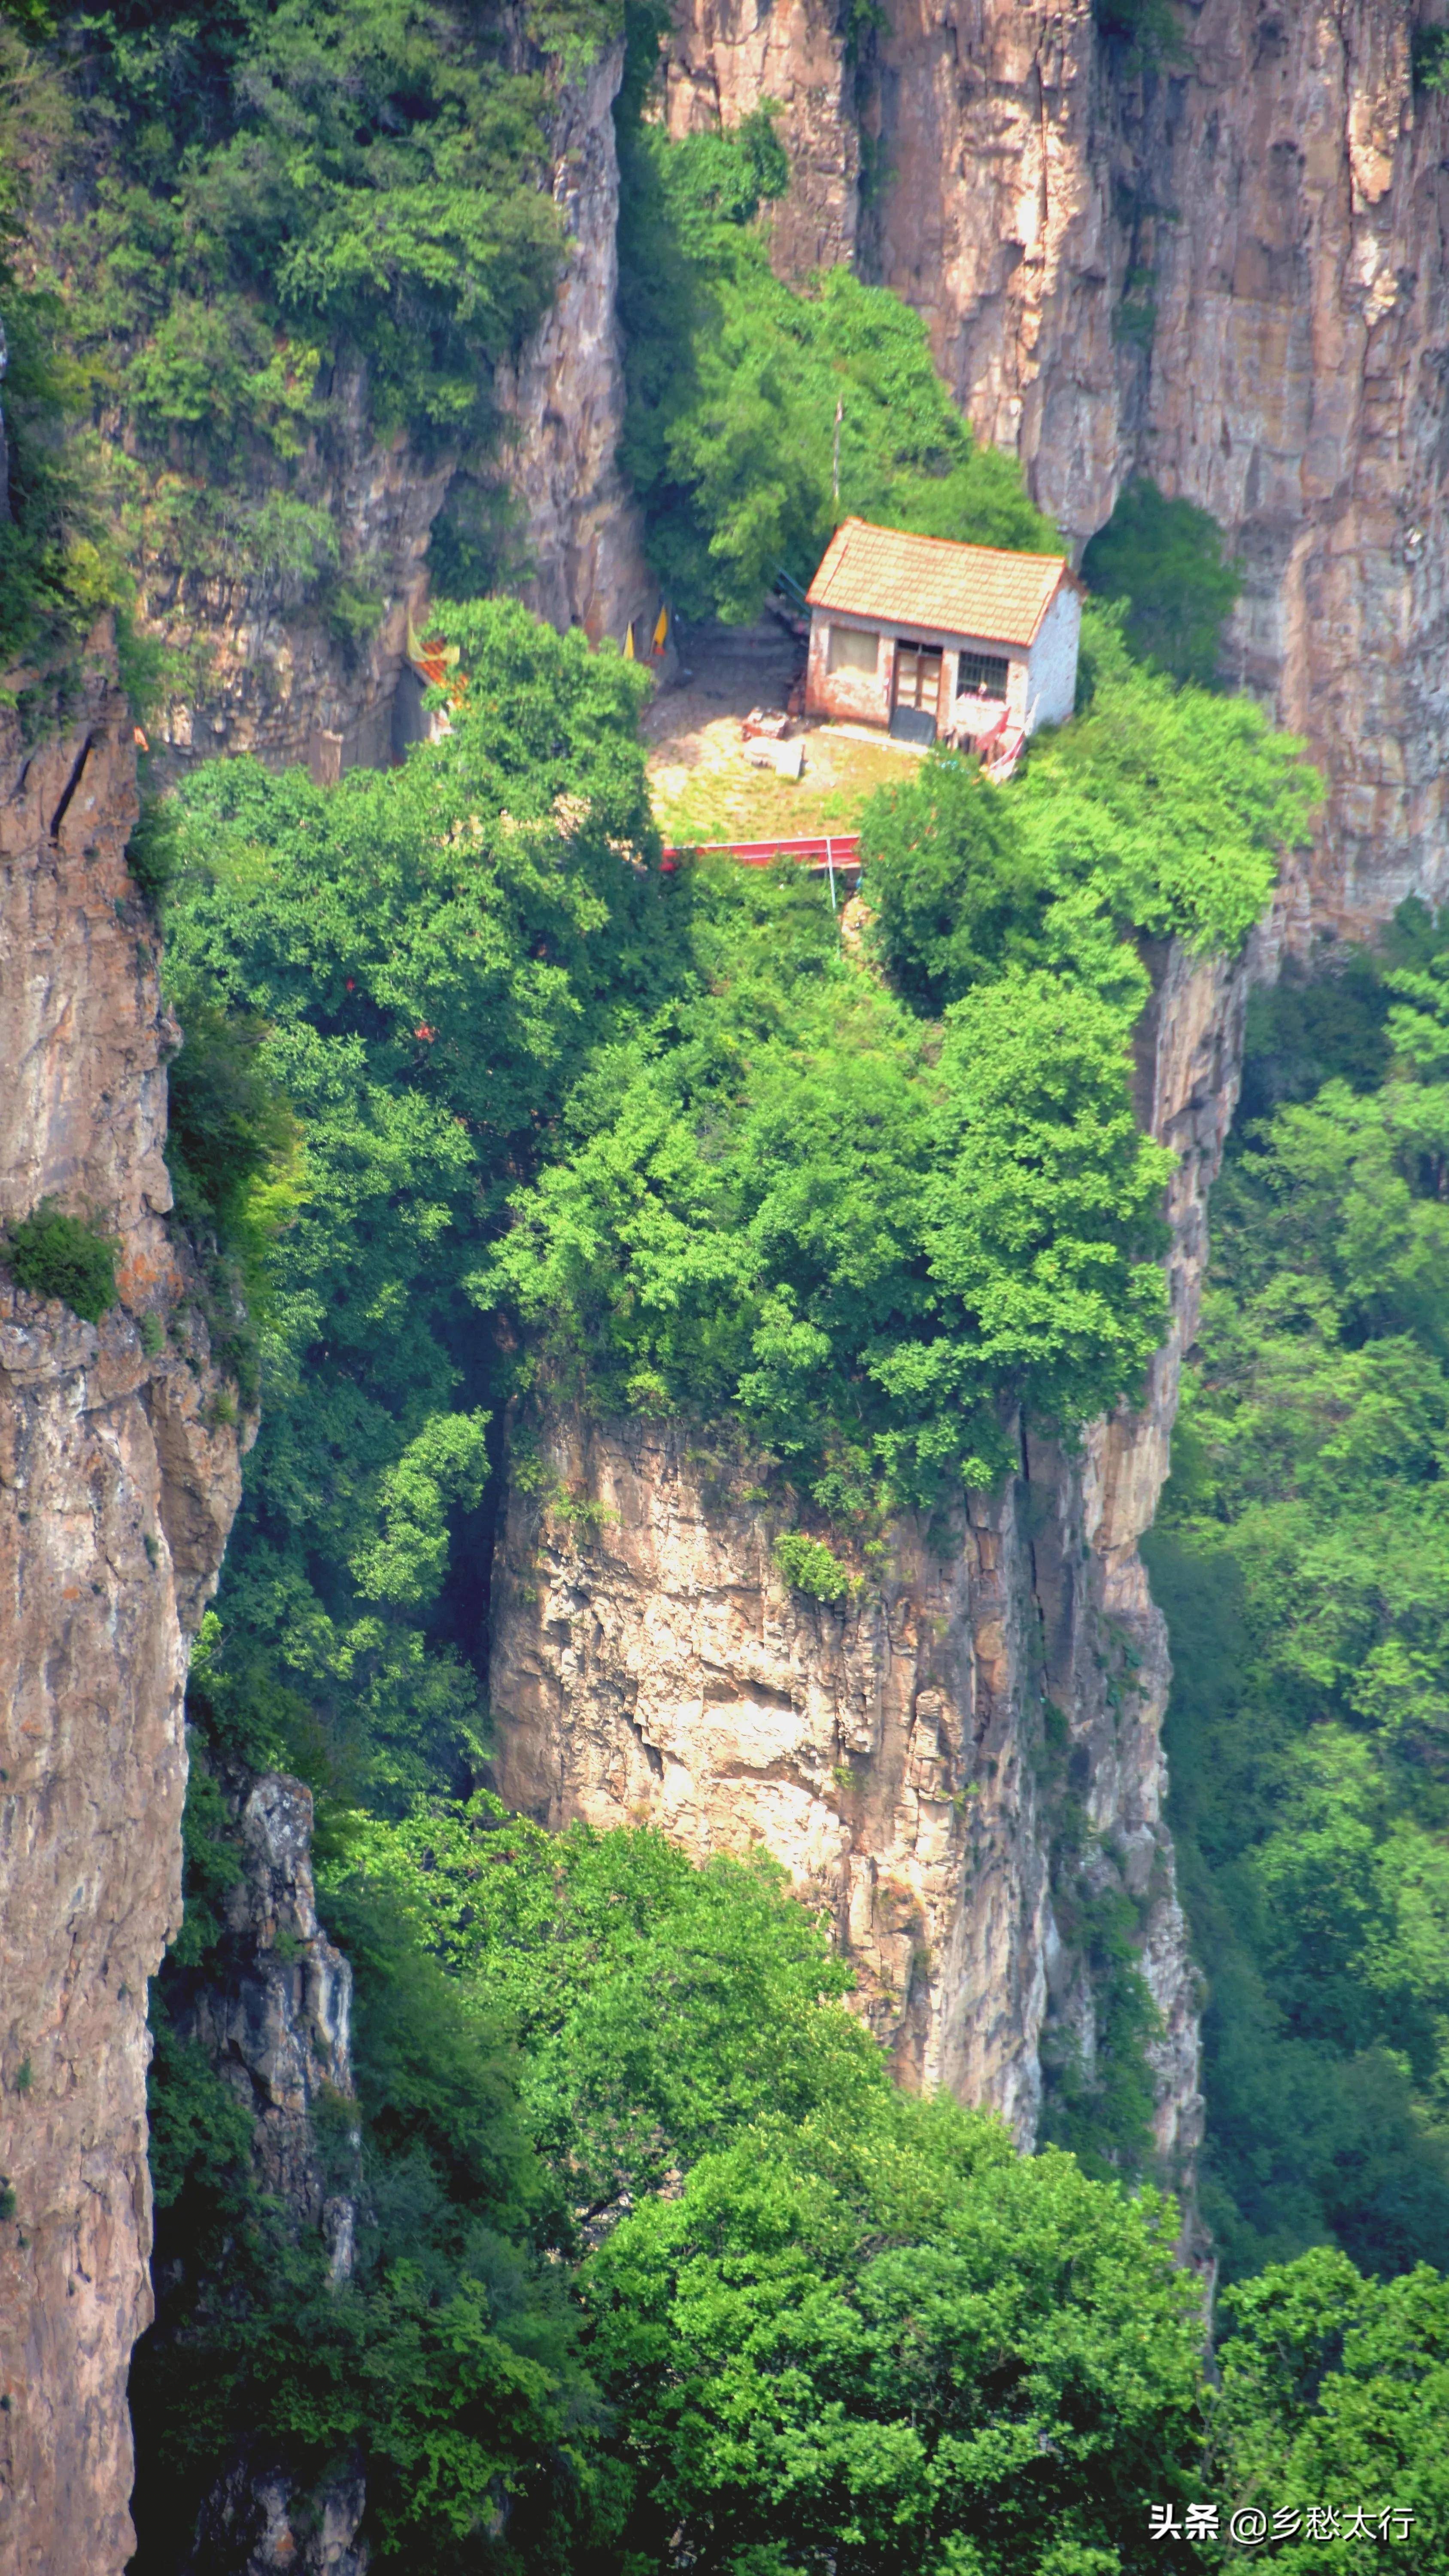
(585, 2111, 1205, 2576)
(1082, 481, 1240, 688)
(1210, 2249, 1449, 2569)
(337, 1801, 896, 2211)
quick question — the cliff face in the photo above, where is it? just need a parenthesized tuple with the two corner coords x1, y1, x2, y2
(665, 0, 1449, 933)
(490, 933, 1248, 2182)
(0, 652, 244, 2573)
(496, 37, 656, 647)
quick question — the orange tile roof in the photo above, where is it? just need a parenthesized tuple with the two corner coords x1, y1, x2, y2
(806, 519, 1072, 648)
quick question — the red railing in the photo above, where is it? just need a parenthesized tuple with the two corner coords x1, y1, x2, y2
(660, 833, 862, 875)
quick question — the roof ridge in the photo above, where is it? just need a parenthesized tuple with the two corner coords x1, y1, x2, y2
(833, 516, 1066, 569)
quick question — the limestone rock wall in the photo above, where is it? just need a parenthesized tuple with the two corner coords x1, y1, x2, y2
(0, 650, 244, 2574)
(169, 1772, 365, 2576)
(496, 38, 657, 647)
(489, 933, 1247, 2187)
(149, 371, 456, 785)
(664, 0, 1449, 933)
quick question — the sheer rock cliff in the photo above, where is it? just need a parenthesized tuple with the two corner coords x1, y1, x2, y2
(495, 37, 656, 648)
(489, 934, 1249, 2189)
(665, 0, 1449, 932)
(0, 650, 245, 2573)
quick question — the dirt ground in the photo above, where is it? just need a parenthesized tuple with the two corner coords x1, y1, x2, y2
(643, 618, 920, 844)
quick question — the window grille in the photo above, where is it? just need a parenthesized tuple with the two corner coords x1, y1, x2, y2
(957, 650, 1010, 697)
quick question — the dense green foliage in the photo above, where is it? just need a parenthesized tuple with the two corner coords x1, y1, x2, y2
(136, 593, 1386, 2562)
(135, 1860, 598, 2573)
(486, 866, 1173, 1506)
(160, 600, 662, 1804)
(348, 1811, 1208, 2575)
(859, 609, 1314, 1009)
(615, 103, 1056, 621)
(1147, 911, 1449, 2281)
(0, 29, 132, 690)
(1, 0, 608, 633)
(3, 1198, 117, 1319)
(342, 1804, 892, 2203)
(1212, 2248, 1449, 2557)
(142, 1789, 1449, 2570)
(1082, 482, 1242, 689)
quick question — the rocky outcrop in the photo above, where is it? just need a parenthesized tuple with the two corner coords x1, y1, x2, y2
(168, 1771, 365, 2576)
(176, 1773, 357, 2272)
(490, 933, 1247, 2193)
(149, 374, 455, 786)
(0, 643, 245, 2574)
(663, 0, 1449, 933)
(496, 38, 657, 647)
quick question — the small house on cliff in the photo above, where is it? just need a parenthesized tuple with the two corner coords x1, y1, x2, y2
(804, 519, 1082, 760)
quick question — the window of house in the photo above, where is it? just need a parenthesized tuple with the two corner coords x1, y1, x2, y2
(957, 650, 1010, 697)
(827, 624, 880, 675)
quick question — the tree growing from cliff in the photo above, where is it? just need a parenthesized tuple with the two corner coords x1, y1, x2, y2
(1082, 481, 1242, 689)
(160, 599, 666, 1805)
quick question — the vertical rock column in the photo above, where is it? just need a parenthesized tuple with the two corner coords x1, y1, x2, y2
(0, 651, 244, 2574)
(488, 936, 1251, 2187)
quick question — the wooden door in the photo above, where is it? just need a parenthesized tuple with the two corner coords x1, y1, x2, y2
(895, 644, 942, 717)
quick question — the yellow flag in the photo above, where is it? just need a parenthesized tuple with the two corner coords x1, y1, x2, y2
(652, 603, 668, 653)
(623, 622, 636, 660)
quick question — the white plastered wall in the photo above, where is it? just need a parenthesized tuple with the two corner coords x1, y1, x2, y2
(1023, 585, 1081, 732)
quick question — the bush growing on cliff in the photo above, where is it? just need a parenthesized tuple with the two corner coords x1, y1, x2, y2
(3, 1198, 116, 1321)
(774, 1529, 854, 1600)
